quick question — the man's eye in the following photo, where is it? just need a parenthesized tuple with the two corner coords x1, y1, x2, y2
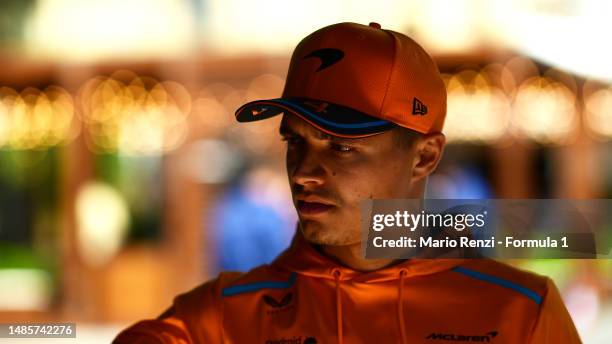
(330, 143, 354, 154)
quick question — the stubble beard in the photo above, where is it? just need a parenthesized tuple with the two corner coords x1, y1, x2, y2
(298, 212, 361, 247)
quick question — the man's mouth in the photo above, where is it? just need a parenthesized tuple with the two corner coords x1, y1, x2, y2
(296, 200, 334, 215)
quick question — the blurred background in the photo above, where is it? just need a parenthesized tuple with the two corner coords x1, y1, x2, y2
(0, 0, 610, 342)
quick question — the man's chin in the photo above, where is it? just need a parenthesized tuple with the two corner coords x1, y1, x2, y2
(299, 219, 360, 246)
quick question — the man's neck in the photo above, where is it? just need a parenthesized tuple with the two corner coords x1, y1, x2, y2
(316, 243, 400, 272)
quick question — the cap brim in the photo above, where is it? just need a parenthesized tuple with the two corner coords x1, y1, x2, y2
(235, 97, 395, 138)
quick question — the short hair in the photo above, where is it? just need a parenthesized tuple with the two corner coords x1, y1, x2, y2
(391, 125, 422, 149)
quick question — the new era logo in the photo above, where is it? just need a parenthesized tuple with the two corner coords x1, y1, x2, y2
(412, 97, 427, 115)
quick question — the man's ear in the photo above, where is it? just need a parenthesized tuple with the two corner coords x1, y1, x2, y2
(410, 133, 446, 183)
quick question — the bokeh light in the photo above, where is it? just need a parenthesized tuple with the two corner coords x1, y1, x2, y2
(0, 85, 77, 150)
(444, 70, 511, 143)
(512, 76, 578, 144)
(0, 269, 52, 311)
(78, 72, 191, 155)
(584, 86, 612, 139)
(75, 181, 130, 267)
(25, 0, 195, 62)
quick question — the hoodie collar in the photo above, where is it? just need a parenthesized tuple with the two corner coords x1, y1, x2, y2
(272, 227, 465, 283)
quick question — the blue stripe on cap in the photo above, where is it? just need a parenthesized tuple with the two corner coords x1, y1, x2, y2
(273, 99, 390, 129)
(222, 272, 297, 297)
(452, 266, 542, 305)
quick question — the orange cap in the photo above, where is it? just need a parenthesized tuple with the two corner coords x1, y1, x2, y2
(235, 22, 446, 137)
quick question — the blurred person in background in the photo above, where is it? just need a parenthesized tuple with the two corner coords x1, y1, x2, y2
(114, 22, 580, 343)
(212, 166, 295, 272)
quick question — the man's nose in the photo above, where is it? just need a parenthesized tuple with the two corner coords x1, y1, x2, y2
(290, 148, 326, 187)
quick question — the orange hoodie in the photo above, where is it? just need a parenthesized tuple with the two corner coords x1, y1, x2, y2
(113, 231, 582, 344)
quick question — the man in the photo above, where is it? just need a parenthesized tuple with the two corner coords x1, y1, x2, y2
(114, 22, 581, 343)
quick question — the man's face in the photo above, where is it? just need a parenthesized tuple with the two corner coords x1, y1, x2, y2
(280, 114, 423, 246)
